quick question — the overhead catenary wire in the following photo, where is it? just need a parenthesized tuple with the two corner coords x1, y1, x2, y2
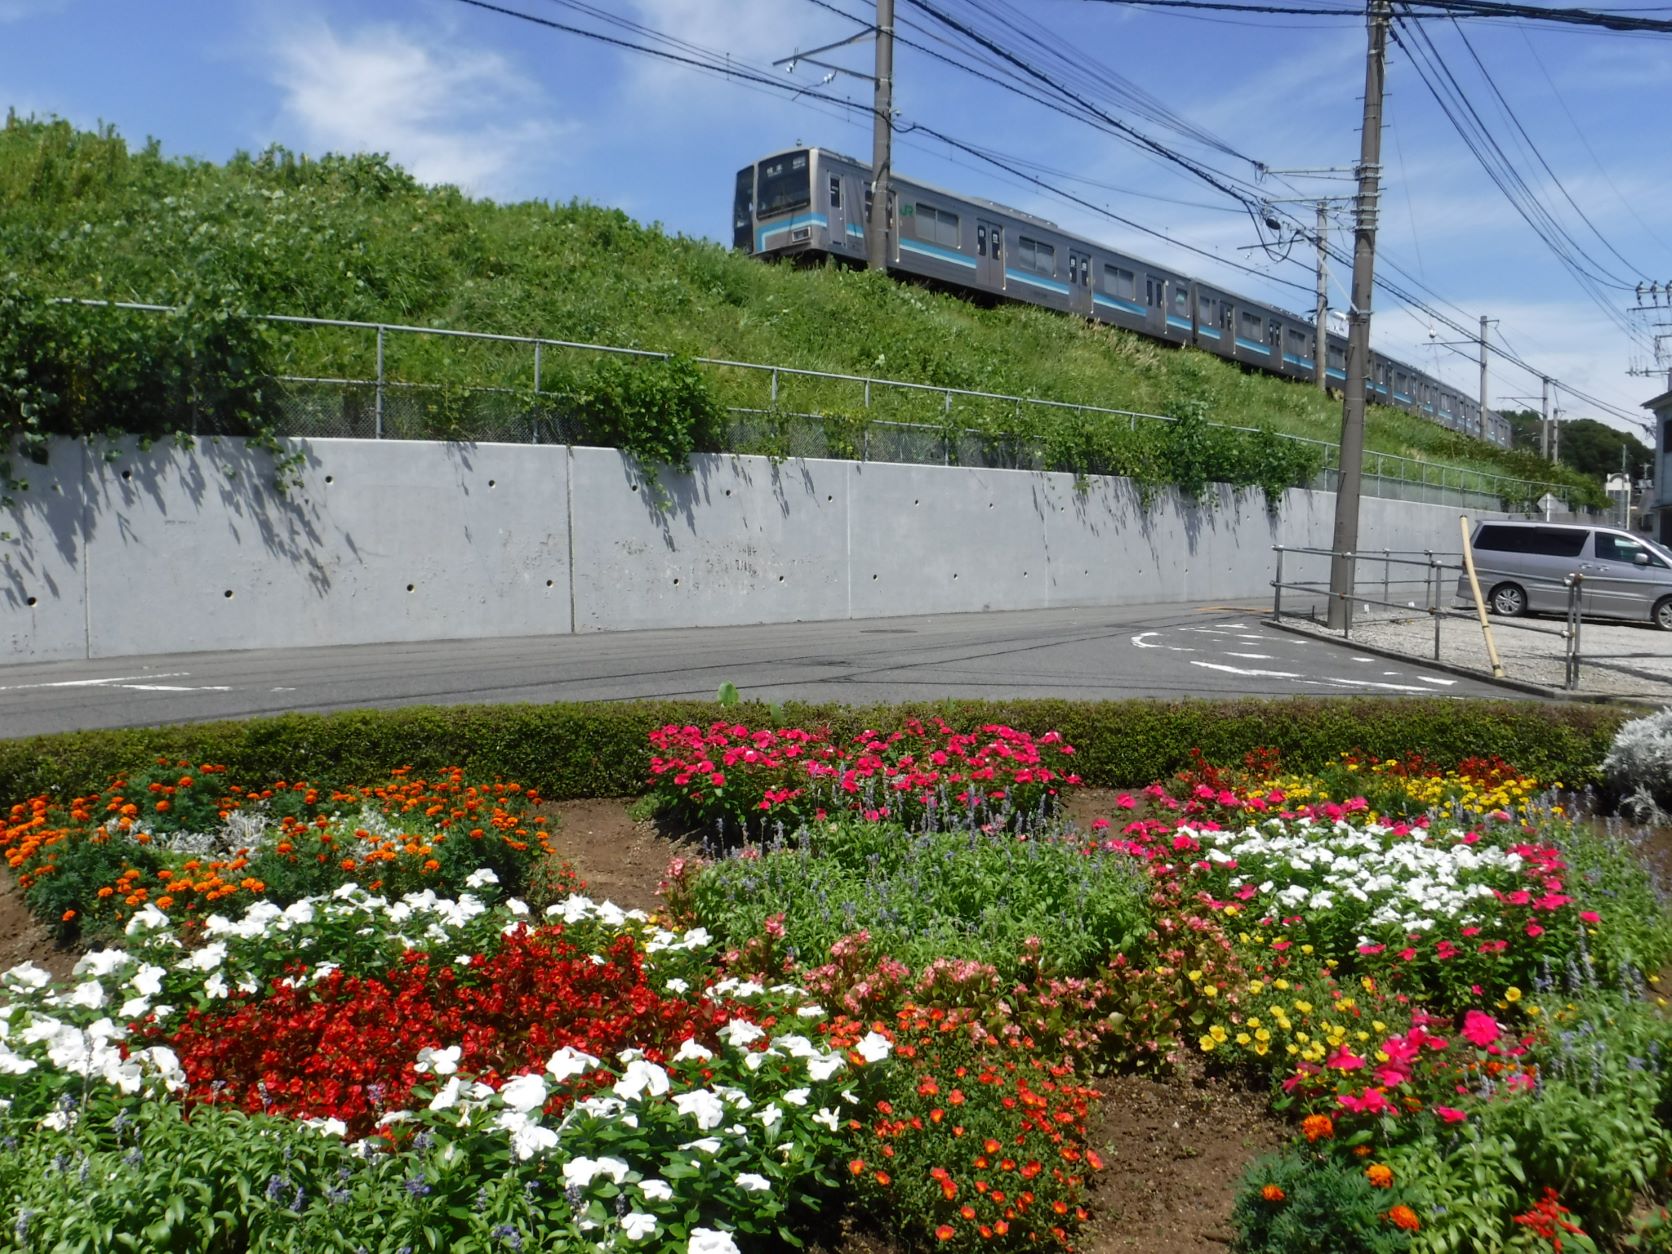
(458, 0, 1653, 424)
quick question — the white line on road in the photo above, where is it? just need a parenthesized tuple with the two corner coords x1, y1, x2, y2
(1224, 652, 1274, 660)
(1417, 675, 1457, 686)
(0, 672, 192, 692)
(122, 684, 233, 692)
(1190, 661, 1303, 679)
(1132, 632, 1195, 652)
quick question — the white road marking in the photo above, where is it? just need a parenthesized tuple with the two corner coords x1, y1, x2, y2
(122, 684, 232, 692)
(1191, 661, 1303, 679)
(0, 672, 191, 692)
(1352, 656, 1375, 662)
(0, 671, 232, 695)
(1417, 675, 1457, 686)
(1132, 632, 1194, 652)
(1224, 652, 1274, 660)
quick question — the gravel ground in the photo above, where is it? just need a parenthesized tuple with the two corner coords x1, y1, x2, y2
(1275, 606, 1672, 700)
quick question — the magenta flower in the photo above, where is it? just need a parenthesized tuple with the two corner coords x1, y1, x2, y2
(1433, 1105, 1468, 1124)
(1461, 1010, 1501, 1048)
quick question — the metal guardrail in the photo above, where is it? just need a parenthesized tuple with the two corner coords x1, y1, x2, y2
(55, 296, 1583, 510)
(1271, 544, 1586, 690)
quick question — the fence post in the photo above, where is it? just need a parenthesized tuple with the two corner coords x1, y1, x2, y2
(1564, 574, 1583, 690)
(770, 369, 779, 406)
(1272, 546, 1284, 620)
(375, 325, 385, 440)
(944, 391, 952, 465)
(864, 379, 871, 409)
(1382, 549, 1390, 607)
(1430, 559, 1442, 661)
(531, 343, 542, 445)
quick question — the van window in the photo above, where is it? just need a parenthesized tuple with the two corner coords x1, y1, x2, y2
(1474, 525, 1586, 558)
(1596, 534, 1669, 568)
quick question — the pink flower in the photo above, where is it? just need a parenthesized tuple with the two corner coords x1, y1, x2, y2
(1461, 1010, 1501, 1049)
(1579, 911, 1601, 924)
(1525, 922, 1544, 939)
(1337, 1087, 1390, 1114)
(1358, 943, 1386, 956)
(1326, 1045, 1366, 1071)
(1433, 1106, 1468, 1124)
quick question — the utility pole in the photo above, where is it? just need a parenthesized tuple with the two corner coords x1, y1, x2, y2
(1540, 376, 1551, 460)
(1478, 315, 1490, 440)
(868, 0, 894, 272)
(1327, 0, 1390, 632)
(1315, 201, 1329, 391)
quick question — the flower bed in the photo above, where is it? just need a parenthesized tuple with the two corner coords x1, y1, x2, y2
(3, 731, 1672, 1252)
(1, 761, 566, 941)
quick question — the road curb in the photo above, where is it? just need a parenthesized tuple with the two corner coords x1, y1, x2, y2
(1260, 616, 1637, 706)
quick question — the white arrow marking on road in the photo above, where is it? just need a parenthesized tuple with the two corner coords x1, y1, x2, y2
(0, 672, 192, 692)
(1132, 632, 1195, 652)
(1191, 661, 1303, 679)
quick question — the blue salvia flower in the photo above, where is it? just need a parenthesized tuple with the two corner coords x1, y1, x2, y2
(492, 1226, 525, 1252)
(14, 1210, 33, 1246)
(265, 1174, 289, 1204)
(404, 1177, 432, 1198)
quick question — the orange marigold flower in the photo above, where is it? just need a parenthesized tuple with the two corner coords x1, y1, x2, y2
(848, 1160, 865, 1176)
(960, 1205, 976, 1221)
(61, 909, 76, 922)
(1387, 1205, 1421, 1231)
(1367, 1164, 1394, 1188)
(935, 1225, 955, 1242)
(874, 1171, 891, 1187)
(1302, 1114, 1335, 1143)
(1261, 1185, 1286, 1203)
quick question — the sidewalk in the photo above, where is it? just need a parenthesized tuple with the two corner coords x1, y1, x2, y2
(1274, 608, 1672, 702)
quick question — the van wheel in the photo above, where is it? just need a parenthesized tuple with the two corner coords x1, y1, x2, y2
(1488, 583, 1527, 617)
(1655, 598, 1672, 632)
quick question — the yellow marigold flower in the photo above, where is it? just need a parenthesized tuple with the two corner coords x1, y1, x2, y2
(1505, 987, 1522, 1003)
(1200, 1034, 1218, 1052)
(1210, 1025, 1229, 1042)
(1236, 1032, 1252, 1046)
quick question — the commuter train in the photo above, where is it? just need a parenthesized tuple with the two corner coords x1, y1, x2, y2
(732, 146, 1509, 447)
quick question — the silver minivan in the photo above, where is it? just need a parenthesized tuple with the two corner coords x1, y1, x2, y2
(1458, 521, 1672, 630)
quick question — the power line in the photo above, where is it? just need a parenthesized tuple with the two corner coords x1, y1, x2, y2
(1077, 0, 1672, 33)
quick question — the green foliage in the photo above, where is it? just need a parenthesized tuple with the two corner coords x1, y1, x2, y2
(0, 696, 1628, 809)
(1232, 1149, 1419, 1253)
(0, 114, 1595, 505)
(687, 819, 1149, 978)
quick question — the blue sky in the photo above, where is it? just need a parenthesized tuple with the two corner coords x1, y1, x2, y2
(3, 0, 1667, 439)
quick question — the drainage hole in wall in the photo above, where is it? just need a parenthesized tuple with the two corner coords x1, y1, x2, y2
(324, 474, 335, 485)
(952, 573, 959, 580)
(777, 575, 785, 583)
(988, 502, 994, 509)
(223, 590, 234, 599)
(25, 596, 37, 607)
(545, 579, 555, 588)
(120, 469, 132, 481)
(630, 483, 639, 492)
(50, 484, 62, 494)
(914, 498, 920, 506)
(488, 479, 497, 488)
(406, 584, 416, 593)
(724, 488, 732, 497)
(672, 577, 681, 586)
(826, 494, 833, 502)
(871, 573, 878, 581)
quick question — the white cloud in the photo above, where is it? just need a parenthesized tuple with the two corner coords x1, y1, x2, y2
(262, 14, 565, 198)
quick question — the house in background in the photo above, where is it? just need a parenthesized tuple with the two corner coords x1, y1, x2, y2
(1648, 385, 1672, 544)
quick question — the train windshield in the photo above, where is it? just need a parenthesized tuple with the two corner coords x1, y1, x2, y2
(756, 151, 810, 217)
(732, 167, 754, 251)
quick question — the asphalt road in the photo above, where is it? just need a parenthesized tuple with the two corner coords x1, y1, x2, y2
(0, 601, 1522, 738)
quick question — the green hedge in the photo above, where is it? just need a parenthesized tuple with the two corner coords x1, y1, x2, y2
(0, 698, 1628, 804)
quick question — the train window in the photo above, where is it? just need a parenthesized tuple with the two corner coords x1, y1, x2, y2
(1222, 303, 1233, 331)
(1172, 286, 1189, 316)
(1145, 275, 1163, 307)
(1103, 265, 1137, 300)
(977, 224, 986, 257)
(1198, 296, 1215, 326)
(1238, 310, 1263, 341)
(829, 177, 841, 208)
(1327, 345, 1345, 368)
(915, 203, 961, 248)
(1267, 320, 1281, 346)
(1286, 328, 1309, 355)
(1016, 236, 1055, 275)
(1078, 256, 1089, 286)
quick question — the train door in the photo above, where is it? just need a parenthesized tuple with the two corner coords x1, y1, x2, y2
(826, 172, 850, 254)
(1069, 250, 1092, 316)
(977, 219, 1005, 290)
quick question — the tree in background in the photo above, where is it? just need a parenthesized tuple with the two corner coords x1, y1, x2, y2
(1501, 408, 1651, 485)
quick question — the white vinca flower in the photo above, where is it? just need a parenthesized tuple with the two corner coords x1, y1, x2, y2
(736, 1173, 771, 1192)
(614, 1059, 671, 1102)
(688, 1228, 741, 1254)
(621, 1212, 658, 1242)
(498, 1073, 548, 1113)
(546, 1046, 601, 1082)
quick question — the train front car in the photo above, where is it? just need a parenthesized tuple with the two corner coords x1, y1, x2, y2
(737, 148, 870, 264)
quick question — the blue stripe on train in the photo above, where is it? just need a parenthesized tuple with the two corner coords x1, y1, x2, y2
(1008, 269, 1071, 295)
(756, 212, 828, 250)
(1093, 294, 1146, 316)
(900, 238, 977, 269)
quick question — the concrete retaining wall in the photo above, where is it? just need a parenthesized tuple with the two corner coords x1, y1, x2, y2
(2, 436, 1490, 662)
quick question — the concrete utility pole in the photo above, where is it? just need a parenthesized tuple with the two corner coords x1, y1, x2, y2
(1540, 376, 1551, 460)
(1327, 0, 1390, 632)
(1478, 314, 1490, 440)
(867, 0, 894, 272)
(1315, 201, 1329, 391)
